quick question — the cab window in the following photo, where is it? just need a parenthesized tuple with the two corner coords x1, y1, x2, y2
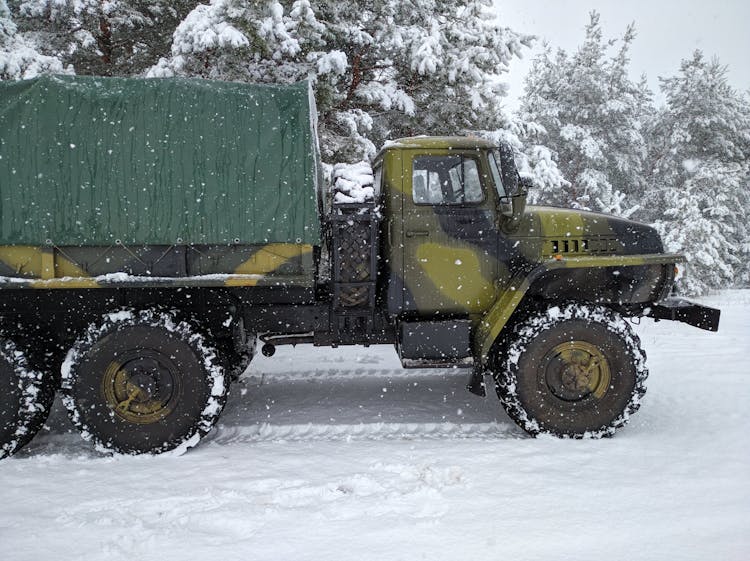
(412, 155, 484, 205)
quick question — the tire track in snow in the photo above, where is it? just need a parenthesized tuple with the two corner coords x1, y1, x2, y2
(220, 366, 520, 443)
(240, 367, 457, 382)
(207, 421, 519, 444)
(23, 366, 520, 457)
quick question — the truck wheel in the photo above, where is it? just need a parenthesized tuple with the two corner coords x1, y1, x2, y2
(0, 339, 55, 459)
(61, 310, 227, 455)
(493, 304, 648, 438)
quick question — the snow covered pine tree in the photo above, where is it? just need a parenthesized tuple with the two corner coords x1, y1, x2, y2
(8, 0, 195, 76)
(519, 11, 651, 217)
(0, 0, 68, 79)
(645, 51, 750, 294)
(147, 0, 532, 162)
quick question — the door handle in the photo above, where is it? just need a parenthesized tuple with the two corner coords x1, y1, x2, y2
(406, 230, 429, 238)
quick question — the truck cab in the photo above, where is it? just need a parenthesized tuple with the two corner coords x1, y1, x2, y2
(370, 137, 711, 372)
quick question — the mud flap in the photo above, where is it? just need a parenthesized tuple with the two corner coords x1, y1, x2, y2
(466, 368, 486, 397)
(647, 297, 720, 331)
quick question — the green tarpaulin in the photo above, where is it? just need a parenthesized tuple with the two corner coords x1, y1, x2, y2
(0, 75, 321, 246)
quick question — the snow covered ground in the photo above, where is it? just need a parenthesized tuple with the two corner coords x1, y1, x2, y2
(1, 292, 748, 561)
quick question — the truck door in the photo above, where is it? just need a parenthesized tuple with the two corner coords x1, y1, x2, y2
(400, 150, 498, 316)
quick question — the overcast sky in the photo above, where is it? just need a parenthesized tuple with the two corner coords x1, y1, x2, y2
(494, 0, 750, 109)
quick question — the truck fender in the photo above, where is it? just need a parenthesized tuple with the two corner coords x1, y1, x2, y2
(475, 253, 683, 364)
(475, 270, 542, 364)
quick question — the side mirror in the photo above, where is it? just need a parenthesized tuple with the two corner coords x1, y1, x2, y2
(518, 175, 534, 192)
(499, 191, 527, 218)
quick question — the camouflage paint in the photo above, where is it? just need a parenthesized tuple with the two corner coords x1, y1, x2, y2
(377, 136, 682, 362)
(0, 244, 314, 289)
(388, 141, 513, 315)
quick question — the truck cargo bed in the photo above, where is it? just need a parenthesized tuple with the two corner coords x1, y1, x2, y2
(0, 75, 321, 247)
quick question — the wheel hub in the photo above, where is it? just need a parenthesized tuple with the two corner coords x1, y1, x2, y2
(543, 341, 611, 402)
(102, 351, 181, 424)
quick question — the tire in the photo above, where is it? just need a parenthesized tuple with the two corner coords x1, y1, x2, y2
(493, 304, 648, 438)
(61, 309, 228, 455)
(0, 339, 55, 459)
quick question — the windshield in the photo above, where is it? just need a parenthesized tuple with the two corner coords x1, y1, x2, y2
(488, 150, 506, 199)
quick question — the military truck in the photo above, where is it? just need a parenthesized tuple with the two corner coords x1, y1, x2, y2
(0, 75, 719, 459)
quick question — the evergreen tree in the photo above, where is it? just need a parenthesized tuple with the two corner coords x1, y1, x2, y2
(646, 51, 750, 294)
(519, 12, 651, 216)
(737, 173, 750, 287)
(147, 0, 532, 162)
(10, 0, 197, 76)
(1, 0, 68, 79)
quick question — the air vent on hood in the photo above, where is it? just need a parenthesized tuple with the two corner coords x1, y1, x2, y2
(548, 238, 620, 255)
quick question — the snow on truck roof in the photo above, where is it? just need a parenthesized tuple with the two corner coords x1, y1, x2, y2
(381, 136, 496, 151)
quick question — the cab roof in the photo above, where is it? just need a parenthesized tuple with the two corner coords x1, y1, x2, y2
(379, 135, 496, 153)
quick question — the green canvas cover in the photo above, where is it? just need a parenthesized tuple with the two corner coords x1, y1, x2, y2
(0, 75, 321, 245)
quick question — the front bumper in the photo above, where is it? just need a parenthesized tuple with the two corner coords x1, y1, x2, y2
(646, 297, 720, 331)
